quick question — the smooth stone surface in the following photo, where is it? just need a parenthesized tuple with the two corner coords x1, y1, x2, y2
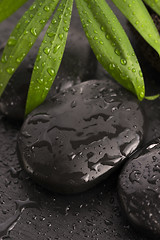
(118, 138, 160, 239)
(17, 80, 144, 194)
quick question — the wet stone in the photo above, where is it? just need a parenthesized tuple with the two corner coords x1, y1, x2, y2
(17, 80, 144, 194)
(118, 138, 160, 239)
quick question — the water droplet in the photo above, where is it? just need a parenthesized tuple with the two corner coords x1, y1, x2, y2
(25, 19, 30, 24)
(36, 55, 42, 62)
(44, 5, 50, 11)
(53, 44, 60, 53)
(58, 33, 64, 40)
(99, 40, 104, 45)
(100, 26, 105, 32)
(93, 36, 98, 40)
(47, 32, 55, 38)
(42, 62, 46, 67)
(68, 152, 76, 160)
(59, 14, 63, 19)
(96, 54, 101, 61)
(7, 37, 17, 46)
(52, 19, 57, 24)
(120, 59, 127, 65)
(47, 68, 55, 76)
(86, 219, 95, 226)
(106, 34, 110, 40)
(37, 78, 44, 84)
(109, 63, 116, 70)
(104, 219, 113, 226)
(1, 54, 8, 63)
(24, 30, 29, 35)
(129, 170, 141, 183)
(114, 48, 121, 56)
(30, 4, 36, 10)
(63, 27, 69, 32)
(6, 67, 15, 74)
(120, 73, 128, 80)
(30, 28, 37, 37)
(39, 19, 46, 24)
(0, 199, 37, 239)
(34, 65, 39, 71)
(43, 47, 50, 55)
(16, 57, 22, 63)
(16, 53, 25, 63)
(112, 42, 116, 47)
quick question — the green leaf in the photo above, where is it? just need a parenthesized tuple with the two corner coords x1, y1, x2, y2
(145, 94, 160, 100)
(0, 0, 60, 97)
(143, 0, 160, 17)
(0, 0, 28, 23)
(75, 0, 145, 101)
(112, 0, 160, 55)
(25, 0, 73, 115)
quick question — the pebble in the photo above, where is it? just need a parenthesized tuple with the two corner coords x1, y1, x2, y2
(118, 138, 160, 239)
(17, 80, 144, 194)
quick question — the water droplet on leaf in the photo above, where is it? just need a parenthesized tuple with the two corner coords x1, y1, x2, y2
(43, 47, 50, 55)
(44, 5, 50, 11)
(47, 68, 55, 76)
(121, 59, 127, 65)
(7, 37, 17, 46)
(30, 28, 37, 37)
(6, 67, 15, 74)
(58, 33, 64, 40)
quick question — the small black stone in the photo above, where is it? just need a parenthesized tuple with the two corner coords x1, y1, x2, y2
(118, 138, 160, 239)
(17, 80, 144, 194)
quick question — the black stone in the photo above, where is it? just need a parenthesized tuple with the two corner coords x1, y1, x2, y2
(118, 138, 160, 239)
(17, 80, 144, 194)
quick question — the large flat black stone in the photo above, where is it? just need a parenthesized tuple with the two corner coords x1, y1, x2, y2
(17, 80, 144, 194)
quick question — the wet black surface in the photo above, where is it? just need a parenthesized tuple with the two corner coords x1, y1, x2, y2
(0, 0, 160, 239)
(18, 80, 144, 194)
(118, 138, 160, 239)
